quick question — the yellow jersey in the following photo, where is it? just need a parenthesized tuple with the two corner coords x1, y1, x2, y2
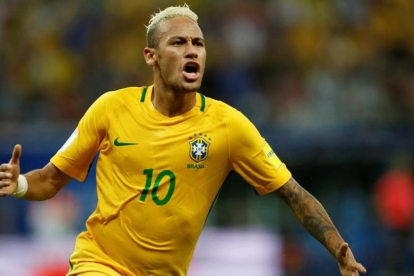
(51, 85, 292, 276)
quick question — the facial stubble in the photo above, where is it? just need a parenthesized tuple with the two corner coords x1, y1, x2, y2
(157, 55, 202, 94)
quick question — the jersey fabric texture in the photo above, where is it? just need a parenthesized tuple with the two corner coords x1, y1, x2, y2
(51, 85, 292, 276)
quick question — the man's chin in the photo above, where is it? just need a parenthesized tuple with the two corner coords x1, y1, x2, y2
(181, 81, 202, 93)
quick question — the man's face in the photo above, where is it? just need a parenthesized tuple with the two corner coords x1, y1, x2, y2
(152, 17, 206, 93)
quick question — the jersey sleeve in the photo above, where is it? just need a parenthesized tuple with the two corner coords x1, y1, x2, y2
(227, 109, 292, 195)
(50, 93, 111, 182)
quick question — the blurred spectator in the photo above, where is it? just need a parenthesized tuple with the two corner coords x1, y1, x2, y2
(374, 152, 414, 274)
(374, 153, 414, 231)
(27, 190, 80, 238)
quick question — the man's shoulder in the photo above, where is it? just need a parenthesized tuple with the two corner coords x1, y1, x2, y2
(97, 86, 145, 106)
(203, 95, 244, 122)
(108, 86, 144, 98)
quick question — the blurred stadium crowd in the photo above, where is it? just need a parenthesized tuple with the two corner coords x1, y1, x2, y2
(1, 0, 414, 275)
(1, 0, 414, 126)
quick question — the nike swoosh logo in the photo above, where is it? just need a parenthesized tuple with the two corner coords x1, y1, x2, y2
(114, 137, 138, 147)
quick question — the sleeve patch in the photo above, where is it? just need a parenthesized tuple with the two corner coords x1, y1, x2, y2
(59, 129, 78, 153)
(262, 142, 283, 169)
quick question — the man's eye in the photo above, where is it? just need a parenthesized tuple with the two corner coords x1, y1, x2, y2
(195, 42, 204, 47)
(173, 41, 183, 45)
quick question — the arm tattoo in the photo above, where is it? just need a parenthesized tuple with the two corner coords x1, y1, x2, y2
(277, 180, 343, 256)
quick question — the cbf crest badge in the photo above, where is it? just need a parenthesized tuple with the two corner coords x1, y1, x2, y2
(189, 137, 210, 163)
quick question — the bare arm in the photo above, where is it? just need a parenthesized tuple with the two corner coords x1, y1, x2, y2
(275, 177, 343, 256)
(275, 177, 366, 275)
(0, 145, 72, 201)
(22, 162, 72, 201)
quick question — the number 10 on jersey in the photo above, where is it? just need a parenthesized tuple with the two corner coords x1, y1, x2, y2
(139, 169, 176, 205)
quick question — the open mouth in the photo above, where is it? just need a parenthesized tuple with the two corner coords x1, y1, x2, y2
(182, 62, 200, 81)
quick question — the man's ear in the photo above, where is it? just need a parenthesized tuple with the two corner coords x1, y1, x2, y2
(144, 47, 157, 66)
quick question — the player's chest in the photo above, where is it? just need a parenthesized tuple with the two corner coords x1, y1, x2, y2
(104, 116, 228, 173)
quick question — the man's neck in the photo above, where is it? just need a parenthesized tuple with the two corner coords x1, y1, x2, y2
(151, 84, 197, 118)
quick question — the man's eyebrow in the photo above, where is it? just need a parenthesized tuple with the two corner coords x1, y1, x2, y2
(168, 36, 205, 41)
(192, 37, 205, 42)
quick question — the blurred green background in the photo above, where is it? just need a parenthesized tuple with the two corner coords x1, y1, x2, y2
(1, 0, 414, 275)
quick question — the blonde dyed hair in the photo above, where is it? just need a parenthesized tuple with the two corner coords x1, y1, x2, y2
(146, 4, 198, 48)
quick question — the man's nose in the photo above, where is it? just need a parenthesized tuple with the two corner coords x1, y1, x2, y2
(185, 43, 198, 59)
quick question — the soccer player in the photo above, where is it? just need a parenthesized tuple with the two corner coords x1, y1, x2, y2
(0, 5, 366, 276)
